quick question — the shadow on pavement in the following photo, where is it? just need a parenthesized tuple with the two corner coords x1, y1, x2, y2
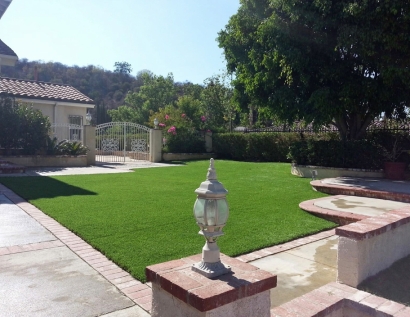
(358, 254, 410, 306)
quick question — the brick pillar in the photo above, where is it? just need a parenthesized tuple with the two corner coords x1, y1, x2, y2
(146, 253, 277, 317)
(150, 129, 163, 162)
(83, 125, 95, 165)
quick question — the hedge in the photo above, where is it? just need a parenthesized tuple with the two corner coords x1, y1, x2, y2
(288, 139, 386, 169)
(163, 130, 205, 153)
(212, 132, 337, 162)
(213, 131, 410, 169)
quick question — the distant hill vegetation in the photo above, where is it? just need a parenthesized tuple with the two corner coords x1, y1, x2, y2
(1, 59, 154, 124)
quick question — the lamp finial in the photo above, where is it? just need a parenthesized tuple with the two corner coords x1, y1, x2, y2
(206, 158, 217, 181)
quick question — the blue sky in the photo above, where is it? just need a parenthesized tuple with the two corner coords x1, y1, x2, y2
(0, 0, 240, 84)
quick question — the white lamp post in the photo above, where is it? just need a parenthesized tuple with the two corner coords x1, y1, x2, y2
(154, 118, 159, 129)
(192, 158, 231, 278)
(86, 111, 92, 125)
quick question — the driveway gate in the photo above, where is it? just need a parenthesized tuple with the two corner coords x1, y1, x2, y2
(95, 122, 150, 163)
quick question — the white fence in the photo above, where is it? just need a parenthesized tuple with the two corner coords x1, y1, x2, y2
(50, 123, 84, 143)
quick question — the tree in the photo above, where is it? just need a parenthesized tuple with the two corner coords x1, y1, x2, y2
(0, 94, 19, 150)
(0, 95, 50, 154)
(109, 73, 177, 125)
(218, 0, 410, 140)
(113, 61, 132, 75)
(201, 74, 236, 132)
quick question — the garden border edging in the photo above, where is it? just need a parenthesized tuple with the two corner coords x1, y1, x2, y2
(162, 153, 216, 161)
(291, 163, 384, 179)
(0, 155, 87, 167)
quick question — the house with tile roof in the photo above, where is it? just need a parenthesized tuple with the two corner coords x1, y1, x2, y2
(0, 0, 94, 140)
(0, 39, 17, 71)
(0, 77, 94, 126)
(0, 0, 16, 71)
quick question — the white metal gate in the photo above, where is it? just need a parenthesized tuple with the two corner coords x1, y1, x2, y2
(96, 122, 150, 163)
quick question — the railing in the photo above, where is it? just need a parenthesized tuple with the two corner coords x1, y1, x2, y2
(50, 123, 84, 143)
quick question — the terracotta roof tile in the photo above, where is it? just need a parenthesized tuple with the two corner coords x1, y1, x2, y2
(0, 39, 17, 57)
(0, 77, 94, 104)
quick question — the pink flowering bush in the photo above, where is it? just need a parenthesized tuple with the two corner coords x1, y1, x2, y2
(167, 126, 177, 135)
(148, 98, 207, 153)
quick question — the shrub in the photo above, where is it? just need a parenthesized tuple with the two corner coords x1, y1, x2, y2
(0, 96, 50, 154)
(47, 138, 88, 156)
(17, 104, 51, 154)
(0, 95, 20, 150)
(163, 130, 205, 153)
(213, 132, 332, 161)
(288, 139, 385, 169)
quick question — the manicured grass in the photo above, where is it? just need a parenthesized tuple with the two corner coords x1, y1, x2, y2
(0, 161, 335, 282)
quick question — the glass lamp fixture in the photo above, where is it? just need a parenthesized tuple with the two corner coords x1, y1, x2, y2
(192, 158, 231, 278)
(154, 118, 159, 129)
(86, 111, 92, 125)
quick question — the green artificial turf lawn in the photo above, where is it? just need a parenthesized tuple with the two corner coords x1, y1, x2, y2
(0, 161, 335, 282)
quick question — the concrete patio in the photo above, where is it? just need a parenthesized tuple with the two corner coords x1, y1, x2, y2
(1, 166, 410, 316)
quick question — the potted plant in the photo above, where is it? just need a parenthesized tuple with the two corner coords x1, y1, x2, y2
(383, 136, 408, 180)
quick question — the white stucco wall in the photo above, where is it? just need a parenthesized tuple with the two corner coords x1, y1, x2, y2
(18, 99, 92, 124)
(151, 284, 271, 317)
(291, 164, 383, 179)
(337, 222, 410, 287)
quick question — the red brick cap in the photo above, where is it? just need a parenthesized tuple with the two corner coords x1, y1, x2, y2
(146, 253, 277, 312)
(336, 208, 410, 240)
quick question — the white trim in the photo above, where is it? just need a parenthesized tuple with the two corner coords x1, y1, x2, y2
(15, 98, 94, 108)
(0, 53, 17, 60)
(0, 54, 17, 67)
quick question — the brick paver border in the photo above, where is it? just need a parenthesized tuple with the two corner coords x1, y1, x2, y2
(311, 179, 410, 203)
(0, 183, 337, 314)
(299, 195, 368, 225)
(270, 282, 410, 317)
(0, 184, 152, 313)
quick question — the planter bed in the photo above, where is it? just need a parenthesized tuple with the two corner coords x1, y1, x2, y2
(162, 152, 215, 161)
(1, 155, 87, 167)
(291, 163, 384, 179)
(0, 160, 25, 174)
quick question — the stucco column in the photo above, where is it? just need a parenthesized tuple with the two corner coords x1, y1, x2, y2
(150, 129, 163, 162)
(83, 125, 96, 165)
(205, 131, 212, 153)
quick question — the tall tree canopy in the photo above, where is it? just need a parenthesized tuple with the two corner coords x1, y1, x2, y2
(218, 0, 410, 139)
(114, 61, 133, 75)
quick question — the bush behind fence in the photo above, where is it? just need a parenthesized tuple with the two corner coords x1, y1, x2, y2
(213, 131, 410, 169)
(213, 132, 336, 162)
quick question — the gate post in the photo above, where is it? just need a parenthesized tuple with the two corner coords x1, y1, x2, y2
(150, 129, 163, 162)
(84, 125, 96, 165)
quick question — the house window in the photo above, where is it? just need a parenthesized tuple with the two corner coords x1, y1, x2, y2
(69, 115, 83, 141)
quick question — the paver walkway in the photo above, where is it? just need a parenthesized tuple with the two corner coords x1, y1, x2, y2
(2, 167, 410, 316)
(0, 184, 151, 317)
(0, 178, 337, 315)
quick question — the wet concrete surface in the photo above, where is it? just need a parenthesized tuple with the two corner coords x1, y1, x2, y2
(0, 247, 134, 317)
(314, 195, 409, 217)
(359, 254, 410, 306)
(0, 195, 56, 247)
(250, 236, 338, 307)
(100, 306, 151, 317)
